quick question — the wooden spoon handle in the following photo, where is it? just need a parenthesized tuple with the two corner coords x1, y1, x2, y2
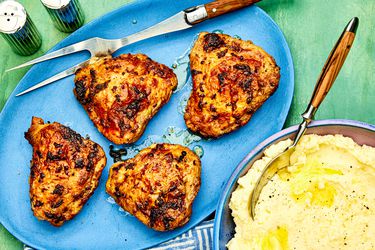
(204, 0, 261, 19)
(309, 17, 358, 109)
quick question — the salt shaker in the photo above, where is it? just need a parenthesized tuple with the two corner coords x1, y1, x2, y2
(0, 0, 42, 56)
(40, 0, 85, 33)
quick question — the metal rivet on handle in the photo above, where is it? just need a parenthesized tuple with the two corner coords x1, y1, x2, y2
(40, 0, 85, 33)
(0, 0, 42, 56)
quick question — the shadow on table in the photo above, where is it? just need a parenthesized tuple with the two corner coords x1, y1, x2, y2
(258, 0, 295, 12)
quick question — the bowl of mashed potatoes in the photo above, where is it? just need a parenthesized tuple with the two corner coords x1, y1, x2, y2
(213, 119, 375, 250)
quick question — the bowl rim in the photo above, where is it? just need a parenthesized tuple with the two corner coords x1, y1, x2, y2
(213, 119, 375, 249)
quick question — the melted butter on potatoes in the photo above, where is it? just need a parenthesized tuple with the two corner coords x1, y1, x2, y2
(228, 135, 375, 250)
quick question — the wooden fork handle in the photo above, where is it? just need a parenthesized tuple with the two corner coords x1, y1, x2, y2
(309, 17, 358, 109)
(204, 0, 261, 19)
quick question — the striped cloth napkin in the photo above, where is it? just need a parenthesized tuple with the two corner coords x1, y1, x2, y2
(24, 219, 214, 250)
(148, 220, 214, 250)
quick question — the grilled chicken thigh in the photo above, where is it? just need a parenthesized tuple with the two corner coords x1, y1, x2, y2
(74, 54, 178, 144)
(25, 117, 106, 226)
(106, 143, 201, 231)
(184, 32, 280, 138)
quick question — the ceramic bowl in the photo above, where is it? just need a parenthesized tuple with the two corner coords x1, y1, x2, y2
(213, 119, 375, 249)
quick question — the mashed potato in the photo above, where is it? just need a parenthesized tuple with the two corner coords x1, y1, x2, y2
(228, 134, 375, 250)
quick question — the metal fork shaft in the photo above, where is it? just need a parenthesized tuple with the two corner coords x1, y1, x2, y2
(16, 60, 89, 96)
(117, 11, 194, 48)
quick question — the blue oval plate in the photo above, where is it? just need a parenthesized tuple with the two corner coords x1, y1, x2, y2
(0, 0, 294, 249)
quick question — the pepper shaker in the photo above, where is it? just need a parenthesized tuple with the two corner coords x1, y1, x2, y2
(41, 0, 85, 33)
(0, 0, 42, 56)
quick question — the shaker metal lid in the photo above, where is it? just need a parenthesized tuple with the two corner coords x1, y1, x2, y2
(0, 0, 27, 34)
(40, 0, 71, 9)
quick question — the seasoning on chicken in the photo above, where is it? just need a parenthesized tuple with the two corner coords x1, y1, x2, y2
(184, 32, 280, 138)
(106, 143, 201, 231)
(25, 117, 106, 226)
(74, 54, 178, 144)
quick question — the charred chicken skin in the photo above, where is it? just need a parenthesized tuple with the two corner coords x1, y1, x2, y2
(106, 143, 201, 231)
(25, 117, 106, 226)
(74, 54, 178, 145)
(184, 32, 280, 138)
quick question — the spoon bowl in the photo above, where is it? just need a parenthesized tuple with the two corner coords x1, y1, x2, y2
(248, 144, 293, 218)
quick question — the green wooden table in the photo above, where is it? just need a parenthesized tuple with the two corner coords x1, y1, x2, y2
(0, 0, 374, 249)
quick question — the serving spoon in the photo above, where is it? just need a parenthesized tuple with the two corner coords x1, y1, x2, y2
(249, 17, 359, 219)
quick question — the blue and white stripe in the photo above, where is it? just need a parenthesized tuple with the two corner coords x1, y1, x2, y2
(148, 220, 214, 250)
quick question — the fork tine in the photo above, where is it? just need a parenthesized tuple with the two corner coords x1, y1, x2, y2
(6, 40, 89, 72)
(16, 60, 89, 97)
